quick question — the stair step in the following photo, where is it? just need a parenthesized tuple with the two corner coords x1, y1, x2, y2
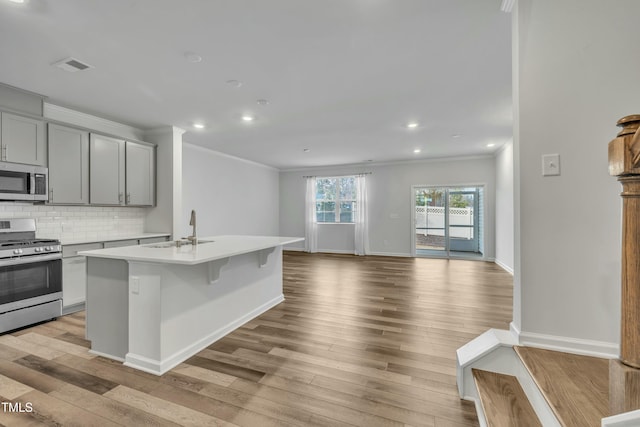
(472, 368, 542, 426)
(515, 346, 609, 427)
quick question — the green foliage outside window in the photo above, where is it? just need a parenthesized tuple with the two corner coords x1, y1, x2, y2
(316, 177, 356, 223)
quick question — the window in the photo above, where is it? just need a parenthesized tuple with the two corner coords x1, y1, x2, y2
(315, 176, 356, 223)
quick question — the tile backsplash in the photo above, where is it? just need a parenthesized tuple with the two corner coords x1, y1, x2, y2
(0, 203, 146, 241)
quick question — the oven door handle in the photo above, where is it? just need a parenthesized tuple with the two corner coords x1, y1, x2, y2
(0, 254, 62, 267)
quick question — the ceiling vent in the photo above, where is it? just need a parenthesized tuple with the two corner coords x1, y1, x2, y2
(52, 57, 94, 73)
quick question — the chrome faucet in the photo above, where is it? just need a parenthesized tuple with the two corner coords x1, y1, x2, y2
(187, 209, 197, 245)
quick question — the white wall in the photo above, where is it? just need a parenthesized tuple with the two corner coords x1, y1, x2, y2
(182, 143, 280, 238)
(514, 0, 640, 355)
(495, 142, 514, 273)
(280, 156, 496, 257)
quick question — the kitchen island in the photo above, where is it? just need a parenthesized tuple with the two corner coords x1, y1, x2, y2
(80, 235, 303, 375)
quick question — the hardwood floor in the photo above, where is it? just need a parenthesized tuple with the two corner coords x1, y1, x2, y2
(472, 369, 541, 427)
(514, 346, 609, 427)
(0, 252, 513, 426)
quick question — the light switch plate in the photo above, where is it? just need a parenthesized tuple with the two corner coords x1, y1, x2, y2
(131, 276, 140, 294)
(542, 154, 561, 176)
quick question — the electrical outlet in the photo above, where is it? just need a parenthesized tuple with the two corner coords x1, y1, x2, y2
(542, 154, 561, 176)
(131, 276, 140, 294)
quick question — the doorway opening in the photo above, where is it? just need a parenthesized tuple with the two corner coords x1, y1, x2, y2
(412, 185, 484, 259)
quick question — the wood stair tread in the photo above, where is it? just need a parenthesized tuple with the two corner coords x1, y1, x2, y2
(514, 346, 609, 427)
(472, 368, 542, 427)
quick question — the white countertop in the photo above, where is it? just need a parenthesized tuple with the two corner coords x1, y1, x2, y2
(79, 235, 304, 265)
(55, 233, 171, 246)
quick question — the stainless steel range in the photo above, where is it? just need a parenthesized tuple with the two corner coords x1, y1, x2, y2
(0, 218, 62, 334)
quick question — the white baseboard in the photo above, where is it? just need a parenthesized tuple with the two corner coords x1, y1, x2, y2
(494, 259, 514, 275)
(368, 251, 412, 257)
(519, 330, 618, 359)
(317, 249, 356, 254)
(88, 349, 125, 362)
(283, 247, 304, 252)
(510, 321, 521, 340)
(124, 294, 285, 375)
(602, 409, 640, 426)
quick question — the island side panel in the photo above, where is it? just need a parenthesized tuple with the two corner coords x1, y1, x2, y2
(85, 257, 129, 360)
(125, 247, 284, 375)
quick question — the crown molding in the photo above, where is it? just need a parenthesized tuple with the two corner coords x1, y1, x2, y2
(43, 103, 145, 141)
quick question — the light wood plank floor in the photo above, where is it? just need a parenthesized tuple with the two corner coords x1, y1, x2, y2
(0, 252, 513, 426)
(515, 346, 609, 427)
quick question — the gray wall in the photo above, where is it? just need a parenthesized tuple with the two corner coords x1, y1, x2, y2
(495, 142, 514, 273)
(280, 156, 497, 257)
(513, 0, 639, 354)
(182, 143, 280, 238)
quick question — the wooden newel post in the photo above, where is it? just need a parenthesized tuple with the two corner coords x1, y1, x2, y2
(609, 114, 640, 368)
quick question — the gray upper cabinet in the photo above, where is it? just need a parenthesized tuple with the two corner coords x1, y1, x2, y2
(0, 112, 46, 166)
(125, 141, 155, 206)
(48, 124, 89, 204)
(89, 135, 155, 206)
(89, 134, 125, 205)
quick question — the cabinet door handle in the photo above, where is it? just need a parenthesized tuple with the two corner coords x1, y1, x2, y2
(127, 193, 131, 204)
(1, 145, 6, 161)
(49, 188, 53, 202)
(118, 192, 123, 204)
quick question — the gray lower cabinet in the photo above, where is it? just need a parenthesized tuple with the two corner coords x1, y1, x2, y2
(89, 134, 125, 205)
(48, 124, 89, 204)
(103, 239, 138, 248)
(62, 242, 102, 313)
(0, 112, 46, 166)
(62, 236, 170, 313)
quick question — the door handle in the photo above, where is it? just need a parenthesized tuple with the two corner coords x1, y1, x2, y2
(126, 193, 131, 204)
(118, 192, 123, 204)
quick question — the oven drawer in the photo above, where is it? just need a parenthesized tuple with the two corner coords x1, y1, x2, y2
(0, 299, 61, 334)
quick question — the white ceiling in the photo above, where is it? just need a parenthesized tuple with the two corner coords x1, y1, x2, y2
(0, 0, 512, 170)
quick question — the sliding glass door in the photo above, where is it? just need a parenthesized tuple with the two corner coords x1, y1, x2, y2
(413, 186, 483, 258)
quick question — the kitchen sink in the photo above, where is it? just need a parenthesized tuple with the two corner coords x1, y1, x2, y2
(146, 239, 215, 248)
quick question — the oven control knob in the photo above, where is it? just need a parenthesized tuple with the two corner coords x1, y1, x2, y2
(35, 248, 42, 253)
(13, 249, 22, 255)
(45, 246, 52, 251)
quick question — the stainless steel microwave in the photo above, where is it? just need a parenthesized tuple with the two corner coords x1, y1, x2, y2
(0, 161, 48, 201)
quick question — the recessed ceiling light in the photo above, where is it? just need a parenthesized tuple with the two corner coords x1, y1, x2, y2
(242, 115, 254, 122)
(414, 148, 421, 153)
(226, 79, 242, 88)
(193, 123, 205, 129)
(256, 99, 269, 105)
(303, 148, 310, 153)
(407, 122, 419, 129)
(487, 143, 496, 147)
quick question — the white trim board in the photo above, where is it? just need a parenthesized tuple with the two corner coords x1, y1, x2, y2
(495, 259, 514, 275)
(44, 103, 145, 141)
(602, 409, 640, 427)
(125, 294, 284, 375)
(183, 142, 279, 172)
(518, 331, 618, 359)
